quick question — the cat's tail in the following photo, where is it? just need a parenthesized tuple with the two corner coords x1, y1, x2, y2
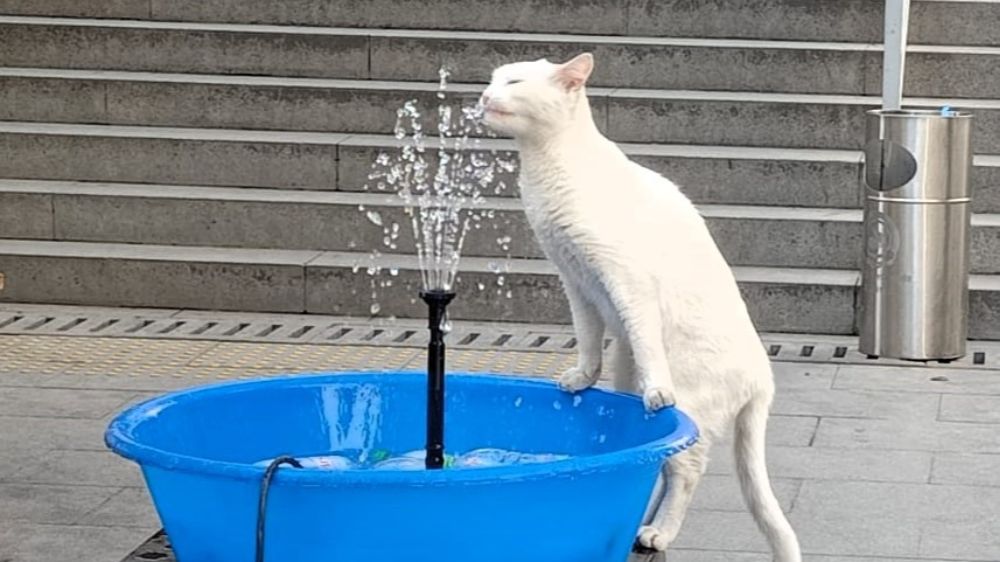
(734, 392, 802, 562)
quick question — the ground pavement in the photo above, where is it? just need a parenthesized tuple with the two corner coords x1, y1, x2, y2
(0, 304, 998, 562)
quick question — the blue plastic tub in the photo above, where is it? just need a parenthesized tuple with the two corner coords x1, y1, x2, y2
(106, 372, 698, 562)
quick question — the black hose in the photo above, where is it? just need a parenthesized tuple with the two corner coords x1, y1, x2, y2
(256, 456, 302, 562)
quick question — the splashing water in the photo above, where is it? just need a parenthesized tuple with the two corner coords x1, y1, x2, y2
(365, 68, 518, 297)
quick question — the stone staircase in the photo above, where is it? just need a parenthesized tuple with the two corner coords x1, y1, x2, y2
(1, 0, 999, 337)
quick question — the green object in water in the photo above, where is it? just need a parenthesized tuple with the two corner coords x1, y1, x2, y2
(370, 449, 391, 462)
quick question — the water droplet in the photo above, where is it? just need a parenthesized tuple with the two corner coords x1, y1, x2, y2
(573, 395, 583, 407)
(514, 397, 523, 408)
(370, 303, 381, 315)
(476, 282, 486, 291)
(366, 210, 384, 226)
(552, 401, 563, 411)
(598, 434, 607, 444)
(389, 268, 399, 276)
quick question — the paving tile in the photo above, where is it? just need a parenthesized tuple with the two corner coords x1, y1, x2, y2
(918, 485, 1000, 561)
(68, 372, 224, 392)
(834, 364, 1000, 396)
(792, 480, 1000, 560)
(0, 446, 47, 481)
(80, 487, 161, 529)
(0, 371, 79, 388)
(690, 474, 799, 513)
(0, 336, 217, 368)
(771, 363, 837, 391)
(807, 555, 940, 562)
(0, 483, 118, 524)
(188, 341, 419, 370)
(792, 481, 923, 557)
(0, 523, 26, 558)
(671, 509, 770, 553)
(717, 415, 818, 448)
(0, 523, 152, 562)
(932, 453, 1000, 487)
(0, 415, 108, 451)
(813, 416, 1000, 453)
(939, 394, 1000, 424)
(713, 415, 821, 448)
(0, 387, 135, 419)
(7, 450, 144, 488)
(772, 388, 940, 420)
(707, 446, 932, 484)
(665, 554, 942, 562)
(663, 550, 768, 562)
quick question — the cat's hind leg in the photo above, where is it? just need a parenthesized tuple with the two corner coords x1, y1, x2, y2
(557, 281, 605, 392)
(636, 439, 711, 552)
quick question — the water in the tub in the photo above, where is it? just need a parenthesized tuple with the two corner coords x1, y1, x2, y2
(255, 448, 569, 471)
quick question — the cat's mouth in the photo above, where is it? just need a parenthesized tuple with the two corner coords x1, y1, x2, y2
(485, 107, 513, 118)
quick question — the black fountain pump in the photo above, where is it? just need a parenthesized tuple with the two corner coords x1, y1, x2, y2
(420, 289, 456, 469)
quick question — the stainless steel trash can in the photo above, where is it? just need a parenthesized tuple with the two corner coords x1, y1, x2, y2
(859, 108, 973, 361)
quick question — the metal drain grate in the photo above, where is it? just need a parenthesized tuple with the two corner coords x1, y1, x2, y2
(2, 308, 1000, 370)
(760, 337, 1000, 370)
(0, 310, 580, 353)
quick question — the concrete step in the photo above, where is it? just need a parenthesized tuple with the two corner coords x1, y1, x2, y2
(0, 121, 349, 190)
(347, 139, 997, 214)
(2, 122, 999, 213)
(629, 0, 1000, 47)
(2, 0, 996, 46)
(0, 238, 854, 334)
(2, 239, 998, 338)
(4, 69, 1000, 153)
(4, 179, 1000, 274)
(2, 16, 1000, 97)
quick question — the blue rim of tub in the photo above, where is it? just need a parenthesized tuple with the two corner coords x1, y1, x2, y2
(105, 371, 700, 486)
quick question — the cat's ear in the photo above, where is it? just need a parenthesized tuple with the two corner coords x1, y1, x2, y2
(556, 53, 594, 91)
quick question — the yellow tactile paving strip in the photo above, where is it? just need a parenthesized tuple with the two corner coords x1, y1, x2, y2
(0, 335, 576, 380)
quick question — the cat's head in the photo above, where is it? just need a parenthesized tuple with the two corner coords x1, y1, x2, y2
(479, 53, 594, 139)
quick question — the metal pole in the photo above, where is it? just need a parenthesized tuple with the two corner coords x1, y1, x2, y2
(421, 290, 455, 469)
(882, 0, 911, 110)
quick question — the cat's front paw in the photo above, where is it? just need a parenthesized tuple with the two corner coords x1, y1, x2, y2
(558, 366, 600, 392)
(636, 525, 671, 552)
(643, 386, 676, 411)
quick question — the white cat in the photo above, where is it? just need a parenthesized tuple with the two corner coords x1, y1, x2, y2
(480, 53, 802, 562)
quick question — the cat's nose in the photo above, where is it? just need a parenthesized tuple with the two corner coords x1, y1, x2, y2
(479, 92, 492, 107)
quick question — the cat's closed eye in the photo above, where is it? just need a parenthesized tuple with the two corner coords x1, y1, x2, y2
(506, 79, 524, 85)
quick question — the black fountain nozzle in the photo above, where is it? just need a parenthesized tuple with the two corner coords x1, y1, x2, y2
(420, 289, 456, 470)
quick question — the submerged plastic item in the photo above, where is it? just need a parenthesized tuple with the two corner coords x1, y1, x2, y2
(106, 372, 698, 562)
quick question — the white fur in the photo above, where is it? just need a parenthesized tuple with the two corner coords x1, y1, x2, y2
(481, 54, 802, 562)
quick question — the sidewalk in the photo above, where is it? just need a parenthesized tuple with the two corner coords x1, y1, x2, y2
(0, 307, 998, 562)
